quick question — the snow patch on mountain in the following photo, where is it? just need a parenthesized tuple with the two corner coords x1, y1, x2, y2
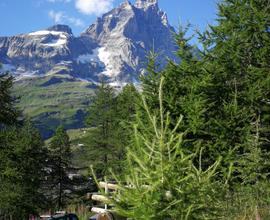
(29, 30, 66, 36)
(58, 61, 73, 65)
(76, 47, 120, 77)
(76, 48, 100, 64)
(1, 64, 39, 81)
(108, 81, 127, 88)
(98, 47, 118, 77)
(43, 37, 67, 47)
(29, 30, 68, 47)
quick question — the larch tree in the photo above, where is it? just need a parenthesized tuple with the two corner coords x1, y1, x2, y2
(112, 78, 225, 220)
(48, 126, 73, 210)
(0, 123, 48, 219)
(113, 84, 140, 171)
(86, 82, 117, 176)
(0, 67, 19, 128)
(0, 65, 48, 219)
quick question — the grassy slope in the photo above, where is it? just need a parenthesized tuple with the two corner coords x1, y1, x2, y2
(13, 74, 95, 139)
(45, 127, 94, 173)
(13, 74, 104, 172)
(67, 128, 95, 170)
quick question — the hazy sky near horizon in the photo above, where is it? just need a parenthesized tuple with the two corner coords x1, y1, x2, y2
(0, 0, 219, 37)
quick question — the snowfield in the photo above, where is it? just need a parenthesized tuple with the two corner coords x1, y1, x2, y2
(29, 30, 68, 47)
(98, 47, 118, 77)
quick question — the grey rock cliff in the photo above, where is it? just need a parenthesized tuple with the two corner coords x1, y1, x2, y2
(0, 0, 176, 84)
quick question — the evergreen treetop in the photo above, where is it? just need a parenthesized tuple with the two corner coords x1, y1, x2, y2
(0, 68, 19, 128)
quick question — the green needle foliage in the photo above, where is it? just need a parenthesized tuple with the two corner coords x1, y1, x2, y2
(0, 65, 50, 219)
(0, 123, 48, 219)
(141, 0, 270, 184)
(140, 51, 162, 112)
(112, 1, 270, 218)
(0, 69, 19, 128)
(136, 0, 270, 217)
(85, 82, 117, 176)
(200, 0, 270, 182)
(112, 84, 140, 171)
(86, 82, 139, 176)
(112, 77, 226, 220)
(47, 126, 73, 210)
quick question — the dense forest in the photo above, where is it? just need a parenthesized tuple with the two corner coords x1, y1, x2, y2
(1, 0, 270, 219)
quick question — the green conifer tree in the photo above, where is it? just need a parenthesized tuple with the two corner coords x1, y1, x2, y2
(113, 84, 139, 169)
(112, 77, 225, 220)
(0, 123, 48, 219)
(48, 126, 73, 210)
(0, 65, 48, 219)
(0, 67, 19, 128)
(141, 0, 270, 181)
(140, 52, 162, 111)
(86, 82, 117, 176)
(201, 0, 270, 182)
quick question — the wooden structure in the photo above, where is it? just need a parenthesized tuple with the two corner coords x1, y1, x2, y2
(89, 181, 126, 220)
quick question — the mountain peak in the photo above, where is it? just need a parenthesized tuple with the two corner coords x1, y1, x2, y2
(119, 0, 133, 10)
(47, 24, 73, 35)
(0, 0, 175, 84)
(134, 0, 158, 8)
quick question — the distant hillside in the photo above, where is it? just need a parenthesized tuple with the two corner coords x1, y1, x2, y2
(13, 75, 95, 139)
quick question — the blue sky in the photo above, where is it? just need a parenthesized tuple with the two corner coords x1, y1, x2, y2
(0, 0, 219, 37)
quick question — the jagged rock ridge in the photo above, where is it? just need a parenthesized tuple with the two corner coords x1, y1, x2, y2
(0, 0, 176, 84)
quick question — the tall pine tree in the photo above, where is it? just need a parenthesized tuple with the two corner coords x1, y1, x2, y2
(0, 123, 48, 219)
(86, 82, 117, 176)
(0, 66, 19, 128)
(113, 84, 139, 171)
(0, 65, 49, 219)
(48, 126, 73, 210)
(201, 0, 270, 182)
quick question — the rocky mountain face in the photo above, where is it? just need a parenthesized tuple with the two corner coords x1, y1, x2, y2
(0, 0, 177, 138)
(0, 0, 176, 85)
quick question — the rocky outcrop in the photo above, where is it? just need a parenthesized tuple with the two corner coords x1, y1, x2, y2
(0, 0, 176, 84)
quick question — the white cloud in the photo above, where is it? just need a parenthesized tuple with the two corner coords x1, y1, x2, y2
(67, 16, 85, 27)
(49, 10, 64, 23)
(48, 10, 85, 27)
(75, 0, 114, 16)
